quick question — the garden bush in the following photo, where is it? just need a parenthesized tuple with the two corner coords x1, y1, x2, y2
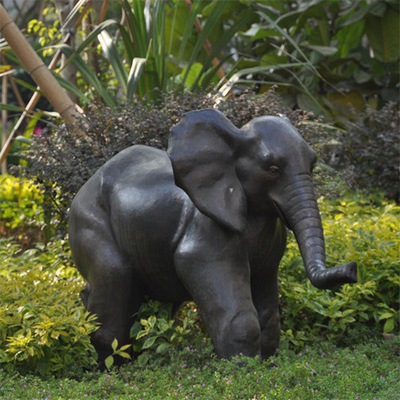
(0, 175, 45, 246)
(339, 103, 399, 202)
(0, 192, 398, 375)
(20, 89, 328, 236)
(0, 240, 98, 375)
(280, 192, 399, 349)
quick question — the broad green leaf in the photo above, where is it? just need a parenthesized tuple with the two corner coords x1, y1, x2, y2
(111, 338, 118, 352)
(379, 312, 395, 321)
(383, 318, 395, 333)
(353, 70, 372, 84)
(182, 62, 203, 89)
(104, 355, 114, 369)
(297, 93, 323, 115)
(117, 351, 131, 359)
(136, 330, 148, 340)
(366, 9, 400, 63)
(130, 321, 142, 338)
(151, 0, 166, 91)
(142, 336, 157, 349)
(156, 342, 170, 354)
(336, 20, 365, 58)
(137, 352, 149, 366)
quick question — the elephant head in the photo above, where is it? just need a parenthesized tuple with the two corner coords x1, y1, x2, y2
(167, 109, 357, 289)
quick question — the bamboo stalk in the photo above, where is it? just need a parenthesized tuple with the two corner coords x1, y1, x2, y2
(1, 73, 8, 174)
(0, 54, 25, 109)
(8, 75, 25, 109)
(99, 0, 110, 23)
(0, 3, 90, 166)
(0, 4, 79, 124)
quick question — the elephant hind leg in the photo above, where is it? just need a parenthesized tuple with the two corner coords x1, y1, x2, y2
(70, 223, 144, 363)
(80, 282, 90, 309)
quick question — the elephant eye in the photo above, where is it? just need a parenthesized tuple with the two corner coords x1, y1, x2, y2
(268, 166, 280, 176)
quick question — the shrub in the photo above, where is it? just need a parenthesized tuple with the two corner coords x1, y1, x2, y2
(340, 103, 399, 202)
(0, 240, 98, 375)
(0, 175, 45, 246)
(21, 89, 326, 236)
(129, 300, 203, 366)
(280, 192, 399, 349)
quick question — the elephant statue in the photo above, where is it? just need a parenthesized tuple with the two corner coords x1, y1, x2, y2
(69, 109, 357, 362)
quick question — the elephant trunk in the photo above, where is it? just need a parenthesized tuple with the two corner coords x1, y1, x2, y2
(280, 175, 357, 289)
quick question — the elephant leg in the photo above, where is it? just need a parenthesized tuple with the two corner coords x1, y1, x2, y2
(174, 223, 261, 358)
(71, 225, 143, 363)
(251, 268, 280, 359)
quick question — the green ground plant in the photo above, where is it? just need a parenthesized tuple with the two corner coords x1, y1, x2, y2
(0, 240, 98, 375)
(1, 147, 399, 379)
(280, 193, 399, 348)
(0, 337, 398, 399)
(0, 175, 43, 231)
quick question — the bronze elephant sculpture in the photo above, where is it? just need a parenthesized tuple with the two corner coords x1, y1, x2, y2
(69, 109, 357, 362)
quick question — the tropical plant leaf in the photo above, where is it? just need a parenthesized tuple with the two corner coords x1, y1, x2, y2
(57, 44, 116, 107)
(218, 63, 306, 96)
(182, 0, 228, 85)
(173, 0, 202, 80)
(53, 73, 90, 104)
(366, 8, 400, 63)
(98, 30, 128, 94)
(121, 0, 148, 57)
(258, 10, 320, 77)
(13, 78, 42, 94)
(127, 58, 147, 100)
(191, 10, 255, 90)
(0, 103, 25, 112)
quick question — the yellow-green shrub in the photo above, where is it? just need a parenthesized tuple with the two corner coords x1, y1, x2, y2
(0, 240, 98, 375)
(280, 193, 399, 348)
(0, 175, 44, 229)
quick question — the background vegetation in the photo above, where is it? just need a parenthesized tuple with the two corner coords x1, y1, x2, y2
(0, 0, 398, 397)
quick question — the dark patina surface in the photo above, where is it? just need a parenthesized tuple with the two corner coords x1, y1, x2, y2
(69, 109, 357, 362)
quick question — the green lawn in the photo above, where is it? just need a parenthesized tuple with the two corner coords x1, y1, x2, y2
(1, 336, 398, 400)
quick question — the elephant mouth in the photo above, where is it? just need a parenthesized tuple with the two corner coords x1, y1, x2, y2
(271, 201, 292, 231)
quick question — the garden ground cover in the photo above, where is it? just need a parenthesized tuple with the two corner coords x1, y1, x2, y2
(0, 336, 399, 400)
(0, 177, 399, 399)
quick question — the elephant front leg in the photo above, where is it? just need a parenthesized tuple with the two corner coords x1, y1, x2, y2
(251, 254, 284, 359)
(252, 275, 280, 359)
(174, 222, 261, 358)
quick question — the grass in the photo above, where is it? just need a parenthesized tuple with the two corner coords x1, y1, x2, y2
(1, 335, 398, 400)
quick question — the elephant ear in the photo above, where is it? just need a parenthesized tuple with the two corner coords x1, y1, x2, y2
(167, 109, 246, 233)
